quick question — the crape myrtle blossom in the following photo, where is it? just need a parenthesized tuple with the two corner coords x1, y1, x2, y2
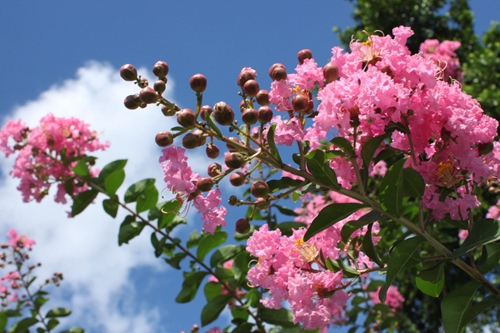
(369, 285, 405, 309)
(6, 229, 35, 250)
(420, 39, 463, 82)
(159, 146, 226, 233)
(0, 114, 109, 204)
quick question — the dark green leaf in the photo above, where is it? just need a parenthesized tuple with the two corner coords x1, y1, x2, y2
(415, 263, 445, 297)
(98, 159, 127, 180)
(136, 185, 159, 213)
(47, 319, 59, 331)
(210, 245, 245, 268)
(260, 308, 295, 328)
(102, 197, 119, 218)
(204, 282, 222, 301)
(304, 203, 367, 241)
(361, 134, 388, 167)
(453, 218, 500, 258)
(277, 222, 307, 236)
(305, 149, 339, 189)
(8, 317, 38, 332)
(267, 123, 283, 165)
(341, 210, 385, 242)
(478, 242, 500, 274)
(201, 294, 232, 326)
(330, 137, 355, 156)
(164, 252, 187, 269)
(124, 178, 155, 203)
(231, 250, 250, 281)
(46, 308, 71, 318)
(71, 189, 99, 217)
(267, 177, 305, 193)
(441, 281, 481, 333)
(380, 237, 423, 302)
(176, 271, 208, 303)
(273, 205, 299, 217)
(362, 223, 383, 266)
(207, 113, 223, 138)
(461, 296, 500, 330)
(0, 313, 7, 332)
(402, 167, 425, 198)
(103, 170, 125, 197)
(379, 158, 405, 216)
(197, 230, 228, 262)
(118, 216, 145, 246)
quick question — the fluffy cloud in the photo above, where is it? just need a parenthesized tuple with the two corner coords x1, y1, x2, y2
(0, 61, 179, 332)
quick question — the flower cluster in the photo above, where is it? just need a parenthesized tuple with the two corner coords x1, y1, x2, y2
(419, 39, 463, 82)
(0, 114, 109, 203)
(369, 285, 405, 309)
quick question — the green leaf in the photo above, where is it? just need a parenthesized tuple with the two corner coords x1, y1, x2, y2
(361, 134, 388, 167)
(478, 242, 500, 274)
(207, 113, 223, 138)
(380, 237, 423, 302)
(0, 313, 7, 332)
(201, 294, 232, 326)
(46, 308, 71, 318)
(124, 178, 155, 203)
(441, 281, 481, 333)
(136, 185, 159, 213)
(379, 158, 405, 216)
(415, 263, 445, 297)
(330, 137, 355, 156)
(210, 245, 245, 268)
(204, 282, 222, 301)
(305, 149, 339, 189)
(103, 169, 125, 197)
(102, 197, 119, 218)
(341, 210, 385, 242)
(460, 296, 500, 330)
(273, 205, 299, 217)
(72, 158, 94, 179)
(362, 223, 383, 266)
(267, 177, 305, 193)
(98, 159, 127, 180)
(277, 222, 307, 236)
(60, 328, 85, 333)
(176, 271, 209, 303)
(197, 230, 228, 262)
(260, 308, 295, 328)
(304, 203, 367, 241)
(402, 167, 425, 198)
(453, 218, 500, 258)
(71, 189, 99, 217)
(8, 317, 38, 333)
(231, 250, 250, 281)
(118, 216, 145, 246)
(267, 123, 283, 165)
(47, 318, 59, 331)
(164, 252, 187, 269)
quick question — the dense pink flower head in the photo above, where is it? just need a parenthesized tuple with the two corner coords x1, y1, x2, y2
(420, 39, 462, 81)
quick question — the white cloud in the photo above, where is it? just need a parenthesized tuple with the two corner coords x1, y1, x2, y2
(0, 61, 180, 332)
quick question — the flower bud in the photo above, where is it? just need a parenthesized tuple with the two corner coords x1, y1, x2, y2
(226, 137, 243, 152)
(228, 195, 238, 206)
(292, 93, 309, 113)
(208, 163, 222, 177)
(137, 77, 148, 88)
(213, 102, 234, 126)
(258, 106, 273, 124)
(243, 79, 259, 97)
(161, 104, 178, 117)
(255, 197, 270, 210)
(242, 108, 258, 125)
(153, 80, 166, 94)
(297, 49, 313, 64)
(250, 180, 269, 198)
(237, 67, 257, 87)
(229, 171, 246, 186)
(192, 129, 206, 146)
(206, 144, 220, 159)
(235, 218, 251, 234)
(177, 108, 196, 128)
(323, 63, 339, 82)
(225, 152, 245, 169)
(200, 105, 213, 121)
(196, 177, 214, 192)
(269, 63, 287, 81)
(190, 73, 207, 93)
(256, 90, 270, 106)
(182, 133, 199, 149)
(124, 94, 142, 110)
(120, 64, 138, 81)
(152, 61, 169, 78)
(155, 131, 174, 147)
(139, 87, 159, 104)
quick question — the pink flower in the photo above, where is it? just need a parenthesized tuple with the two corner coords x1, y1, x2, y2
(6, 229, 35, 249)
(370, 285, 405, 309)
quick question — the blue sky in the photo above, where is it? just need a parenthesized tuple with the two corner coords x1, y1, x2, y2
(0, 1, 499, 333)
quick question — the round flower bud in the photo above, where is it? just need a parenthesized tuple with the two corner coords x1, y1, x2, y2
(228, 195, 238, 206)
(139, 87, 159, 104)
(152, 61, 169, 78)
(155, 131, 174, 147)
(237, 68, 257, 87)
(242, 108, 258, 125)
(161, 104, 177, 117)
(297, 49, 313, 64)
(255, 197, 270, 210)
(120, 64, 138, 81)
(124, 94, 141, 110)
(189, 74, 207, 93)
(213, 102, 234, 126)
(256, 90, 270, 106)
(229, 171, 246, 186)
(292, 93, 309, 113)
(257, 106, 273, 124)
(200, 105, 213, 121)
(153, 80, 166, 95)
(323, 63, 339, 83)
(269, 63, 287, 81)
(224, 152, 245, 169)
(177, 108, 196, 128)
(243, 79, 260, 97)
(206, 144, 220, 159)
(208, 163, 222, 177)
(235, 218, 251, 234)
(196, 177, 214, 192)
(137, 77, 149, 88)
(250, 180, 269, 198)
(182, 133, 199, 149)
